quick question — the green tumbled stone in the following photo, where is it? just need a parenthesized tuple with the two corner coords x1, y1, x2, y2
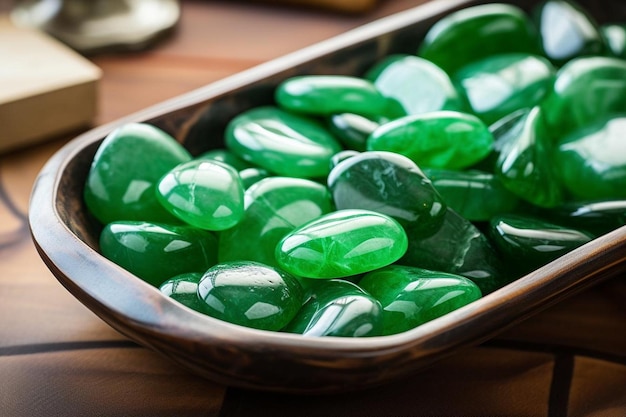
(276, 209, 408, 279)
(329, 150, 360, 170)
(218, 177, 334, 268)
(159, 272, 204, 312)
(156, 160, 244, 231)
(197, 261, 304, 331)
(238, 167, 271, 189)
(401, 208, 507, 294)
(275, 75, 405, 119)
(359, 265, 481, 335)
(555, 115, 626, 201)
(495, 107, 564, 208)
(225, 106, 342, 179)
(196, 148, 254, 171)
(99, 221, 218, 288)
(542, 57, 626, 137)
(544, 200, 626, 238)
(602, 24, 626, 59)
(283, 279, 383, 337)
(367, 111, 494, 170)
(366, 54, 466, 115)
(327, 151, 447, 234)
(423, 168, 519, 222)
(84, 123, 191, 225)
(418, 3, 539, 75)
(489, 214, 594, 276)
(327, 113, 381, 152)
(454, 53, 555, 125)
(533, 0, 607, 66)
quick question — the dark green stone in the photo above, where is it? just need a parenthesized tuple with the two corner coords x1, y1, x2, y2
(196, 148, 254, 171)
(225, 106, 342, 179)
(359, 265, 482, 335)
(84, 123, 191, 225)
(543, 200, 626, 237)
(327, 151, 447, 234)
(197, 261, 304, 331)
(327, 113, 381, 152)
(489, 214, 594, 276)
(282, 279, 383, 337)
(159, 272, 204, 312)
(602, 24, 626, 59)
(276, 209, 408, 279)
(218, 177, 334, 268)
(366, 111, 494, 170)
(99, 221, 218, 288)
(418, 3, 539, 75)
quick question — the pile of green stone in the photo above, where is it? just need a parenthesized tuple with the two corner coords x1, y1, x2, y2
(84, 1, 626, 337)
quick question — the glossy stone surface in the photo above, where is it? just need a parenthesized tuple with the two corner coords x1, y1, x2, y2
(401, 208, 507, 294)
(99, 221, 218, 287)
(602, 24, 626, 59)
(495, 107, 564, 208)
(544, 200, 626, 237)
(367, 111, 493, 170)
(84, 123, 191, 225)
(327, 113, 381, 152)
(423, 168, 519, 222)
(555, 115, 626, 201)
(159, 272, 204, 312)
(489, 214, 594, 276)
(534, 0, 607, 66)
(275, 75, 405, 119)
(196, 148, 254, 171)
(366, 54, 466, 115)
(418, 3, 539, 75)
(218, 177, 334, 268)
(225, 106, 342, 179)
(329, 150, 360, 170)
(156, 160, 245, 231)
(283, 279, 383, 337)
(238, 167, 271, 189)
(328, 151, 447, 234)
(359, 265, 481, 335)
(197, 261, 304, 331)
(276, 209, 408, 279)
(454, 53, 555, 125)
(542, 57, 626, 137)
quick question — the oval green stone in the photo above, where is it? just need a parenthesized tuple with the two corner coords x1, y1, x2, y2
(159, 272, 204, 312)
(366, 54, 466, 115)
(275, 75, 404, 119)
(454, 53, 555, 125)
(276, 209, 408, 279)
(99, 221, 218, 287)
(225, 106, 342, 179)
(327, 113, 381, 152)
(359, 265, 482, 335)
(418, 3, 539, 75)
(156, 160, 244, 231)
(366, 111, 494, 170)
(282, 279, 383, 337)
(84, 123, 192, 225)
(218, 177, 334, 268)
(544, 200, 626, 238)
(197, 261, 304, 331)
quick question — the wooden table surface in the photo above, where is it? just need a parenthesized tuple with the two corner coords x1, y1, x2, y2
(1, 1, 626, 416)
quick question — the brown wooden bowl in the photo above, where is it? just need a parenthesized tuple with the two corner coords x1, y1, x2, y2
(29, 0, 626, 393)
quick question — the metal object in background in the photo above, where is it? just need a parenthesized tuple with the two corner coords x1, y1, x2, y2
(10, 0, 180, 54)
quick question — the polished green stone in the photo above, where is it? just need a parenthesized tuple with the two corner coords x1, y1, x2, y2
(359, 265, 482, 335)
(327, 151, 447, 234)
(282, 279, 383, 337)
(276, 209, 408, 279)
(542, 57, 626, 137)
(401, 208, 507, 294)
(329, 150, 360, 170)
(99, 221, 218, 287)
(602, 24, 626, 59)
(327, 113, 381, 152)
(156, 160, 244, 231)
(454, 53, 555, 125)
(366, 54, 466, 115)
(84, 123, 191, 225)
(275, 75, 405, 119)
(423, 168, 519, 222)
(238, 167, 271, 189)
(544, 200, 626, 237)
(418, 3, 539, 75)
(489, 214, 594, 276)
(366, 111, 494, 170)
(159, 272, 204, 312)
(495, 107, 564, 208)
(555, 114, 626, 201)
(225, 106, 342, 179)
(197, 261, 304, 331)
(196, 148, 254, 171)
(218, 177, 334, 268)
(533, 0, 607, 66)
